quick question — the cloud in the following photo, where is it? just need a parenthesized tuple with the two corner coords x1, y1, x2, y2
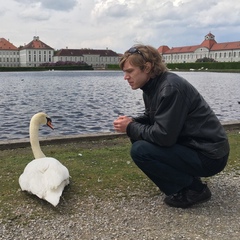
(2, 0, 240, 53)
(92, 0, 130, 18)
(41, 0, 78, 11)
(194, 1, 240, 28)
(14, 0, 78, 11)
(18, 3, 51, 21)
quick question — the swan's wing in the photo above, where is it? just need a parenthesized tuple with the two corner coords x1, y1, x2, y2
(19, 158, 48, 198)
(44, 181, 69, 207)
(43, 157, 70, 189)
(19, 157, 69, 200)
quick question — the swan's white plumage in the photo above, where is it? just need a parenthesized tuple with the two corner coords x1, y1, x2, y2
(19, 112, 70, 206)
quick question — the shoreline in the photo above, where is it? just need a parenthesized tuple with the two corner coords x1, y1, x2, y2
(1, 121, 240, 150)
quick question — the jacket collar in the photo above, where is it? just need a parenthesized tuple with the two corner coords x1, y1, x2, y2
(141, 72, 165, 94)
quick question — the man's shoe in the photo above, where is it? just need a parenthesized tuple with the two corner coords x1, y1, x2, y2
(164, 185, 211, 208)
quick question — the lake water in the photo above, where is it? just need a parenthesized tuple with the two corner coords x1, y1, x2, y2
(0, 70, 240, 140)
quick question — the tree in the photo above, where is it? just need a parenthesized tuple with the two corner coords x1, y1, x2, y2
(196, 57, 217, 62)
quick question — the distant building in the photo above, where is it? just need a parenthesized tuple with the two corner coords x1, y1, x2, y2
(19, 36, 54, 67)
(158, 33, 240, 63)
(53, 48, 119, 69)
(0, 38, 20, 67)
(1, 36, 120, 69)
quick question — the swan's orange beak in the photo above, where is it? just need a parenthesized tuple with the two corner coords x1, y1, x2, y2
(46, 118, 54, 130)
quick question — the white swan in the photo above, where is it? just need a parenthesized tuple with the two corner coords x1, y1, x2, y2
(19, 112, 70, 207)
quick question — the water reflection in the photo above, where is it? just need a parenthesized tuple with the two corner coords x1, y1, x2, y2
(0, 70, 239, 140)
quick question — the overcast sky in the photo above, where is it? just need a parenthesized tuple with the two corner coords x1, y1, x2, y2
(1, 0, 240, 53)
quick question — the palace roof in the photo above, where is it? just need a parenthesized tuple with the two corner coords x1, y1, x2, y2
(0, 38, 18, 50)
(20, 36, 54, 50)
(55, 48, 119, 57)
(158, 33, 240, 54)
(210, 41, 240, 51)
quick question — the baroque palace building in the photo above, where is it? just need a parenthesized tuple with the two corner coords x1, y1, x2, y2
(1, 34, 240, 67)
(19, 36, 54, 67)
(0, 36, 119, 68)
(0, 38, 20, 67)
(158, 33, 240, 63)
(53, 48, 119, 69)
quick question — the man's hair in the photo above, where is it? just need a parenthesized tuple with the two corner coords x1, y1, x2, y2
(119, 44, 168, 78)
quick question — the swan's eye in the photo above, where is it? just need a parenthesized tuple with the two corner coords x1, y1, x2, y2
(46, 117, 52, 123)
(46, 117, 54, 129)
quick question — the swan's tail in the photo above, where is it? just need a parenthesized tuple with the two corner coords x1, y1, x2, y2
(44, 180, 69, 207)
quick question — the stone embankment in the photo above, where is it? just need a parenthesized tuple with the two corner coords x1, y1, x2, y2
(0, 121, 240, 150)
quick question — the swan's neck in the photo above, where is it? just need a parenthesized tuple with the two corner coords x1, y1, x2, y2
(30, 121, 46, 159)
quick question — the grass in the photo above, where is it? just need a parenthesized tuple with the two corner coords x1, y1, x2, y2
(0, 132, 239, 222)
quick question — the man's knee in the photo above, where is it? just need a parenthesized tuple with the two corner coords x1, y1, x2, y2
(130, 140, 150, 159)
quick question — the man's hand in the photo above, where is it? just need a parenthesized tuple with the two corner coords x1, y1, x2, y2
(113, 116, 133, 133)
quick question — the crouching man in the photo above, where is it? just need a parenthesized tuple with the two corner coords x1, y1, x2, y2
(113, 45, 229, 208)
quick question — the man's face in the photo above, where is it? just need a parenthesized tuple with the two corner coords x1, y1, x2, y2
(122, 59, 150, 90)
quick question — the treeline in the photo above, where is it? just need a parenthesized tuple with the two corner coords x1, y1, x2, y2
(0, 65, 93, 72)
(166, 62, 240, 71)
(106, 62, 240, 72)
(0, 60, 94, 72)
(106, 64, 120, 70)
(1, 62, 239, 72)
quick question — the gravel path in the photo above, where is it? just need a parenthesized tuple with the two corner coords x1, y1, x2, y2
(1, 171, 239, 240)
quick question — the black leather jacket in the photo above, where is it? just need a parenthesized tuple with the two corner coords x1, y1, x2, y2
(126, 71, 230, 159)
